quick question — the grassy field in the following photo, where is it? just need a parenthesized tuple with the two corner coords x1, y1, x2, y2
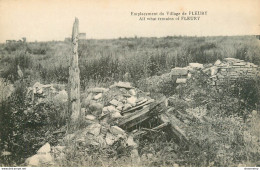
(0, 35, 260, 166)
(1, 35, 260, 88)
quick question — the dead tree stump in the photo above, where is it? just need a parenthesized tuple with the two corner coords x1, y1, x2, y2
(68, 18, 81, 126)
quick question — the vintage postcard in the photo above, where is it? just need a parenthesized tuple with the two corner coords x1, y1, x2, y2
(0, 0, 260, 168)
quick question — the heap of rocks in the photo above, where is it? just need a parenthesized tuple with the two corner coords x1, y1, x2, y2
(27, 82, 68, 105)
(25, 81, 155, 166)
(171, 62, 204, 84)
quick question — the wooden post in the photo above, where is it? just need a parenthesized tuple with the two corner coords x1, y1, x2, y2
(68, 17, 81, 125)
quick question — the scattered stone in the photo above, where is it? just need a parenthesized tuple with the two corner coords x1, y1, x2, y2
(129, 89, 137, 96)
(109, 99, 121, 106)
(176, 78, 187, 84)
(110, 126, 125, 135)
(1, 151, 11, 156)
(189, 63, 203, 69)
(111, 112, 122, 118)
(211, 66, 218, 76)
(114, 81, 133, 89)
(123, 103, 132, 110)
(214, 60, 221, 65)
(93, 93, 103, 100)
(127, 96, 137, 106)
(107, 105, 117, 112)
(105, 132, 115, 145)
(126, 136, 138, 148)
(86, 114, 96, 120)
(87, 87, 109, 93)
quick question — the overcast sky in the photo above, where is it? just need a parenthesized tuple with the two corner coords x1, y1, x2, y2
(0, 0, 259, 42)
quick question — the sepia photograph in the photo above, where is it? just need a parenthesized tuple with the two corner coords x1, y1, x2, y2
(0, 0, 260, 168)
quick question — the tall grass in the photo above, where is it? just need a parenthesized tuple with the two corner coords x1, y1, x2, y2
(1, 36, 259, 88)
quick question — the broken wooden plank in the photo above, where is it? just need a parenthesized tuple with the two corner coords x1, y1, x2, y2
(133, 122, 170, 137)
(160, 113, 189, 144)
(119, 106, 150, 129)
(119, 98, 165, 129)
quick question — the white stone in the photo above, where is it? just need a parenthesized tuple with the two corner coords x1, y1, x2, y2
(110, 126, 125, 135)
(126, 136, 138, 148)
(105, 133, 115, 145)
(107, 105, 117, 112)
(127, 96, 137, 106)
(85, 114, 96, 120)
(115, 81, 133, 89)
(211, 66, 218, 76)
(87, 87, 109, 93)
(37, 143, 51, 154)
(93, 93, 102, 100)
(26, 155, 40, 166)
(189, 63, 203, 69)
(176, 78, 187, 84)
(111, 112, 122, 118)
(109, 99, 121, 106)
(123, 103, 132, 110)
(129, 89, 137, 96)
(214, 60, 221, 65)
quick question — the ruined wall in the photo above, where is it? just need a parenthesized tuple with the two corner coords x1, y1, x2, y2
(209, 58, 259, 87)
(170, 58, 259, 88)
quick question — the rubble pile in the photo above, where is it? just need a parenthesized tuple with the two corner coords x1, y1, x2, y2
(171, 58, 259, 87)
(25, 81, 167, 166)
(171, 62, 205, 85)
(27, 82, 68, 105)
(207, 58, 259, 86)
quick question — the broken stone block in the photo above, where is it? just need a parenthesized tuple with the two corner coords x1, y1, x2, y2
(211, 66, 218, 76)
(176, 78, 187, 84)
(37, 143, 51, 154)
(126, 135, 138, 148)
(87, 87, 109, 93)
(93, 93, 102, 100)
(123, 103, 132, 110)
(129, 89, 137, 96)
(171, 67, 188, 76)
(109, 99, 121, 106)
(116, 105, 123, 111)
(110, 126, 125, 135)
(214, 60, 221, 65)
(107, 105, 117, 112)
(86, 114, 96, 120)
(115, 81, 133, 89)
(111, 112, 122, 118)
(189, 63, 203, 69)
(105, 132, 115, 145)
(127, 96, 137, 106)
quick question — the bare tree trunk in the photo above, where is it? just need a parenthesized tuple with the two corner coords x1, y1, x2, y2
(68, 18, 81, 127)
